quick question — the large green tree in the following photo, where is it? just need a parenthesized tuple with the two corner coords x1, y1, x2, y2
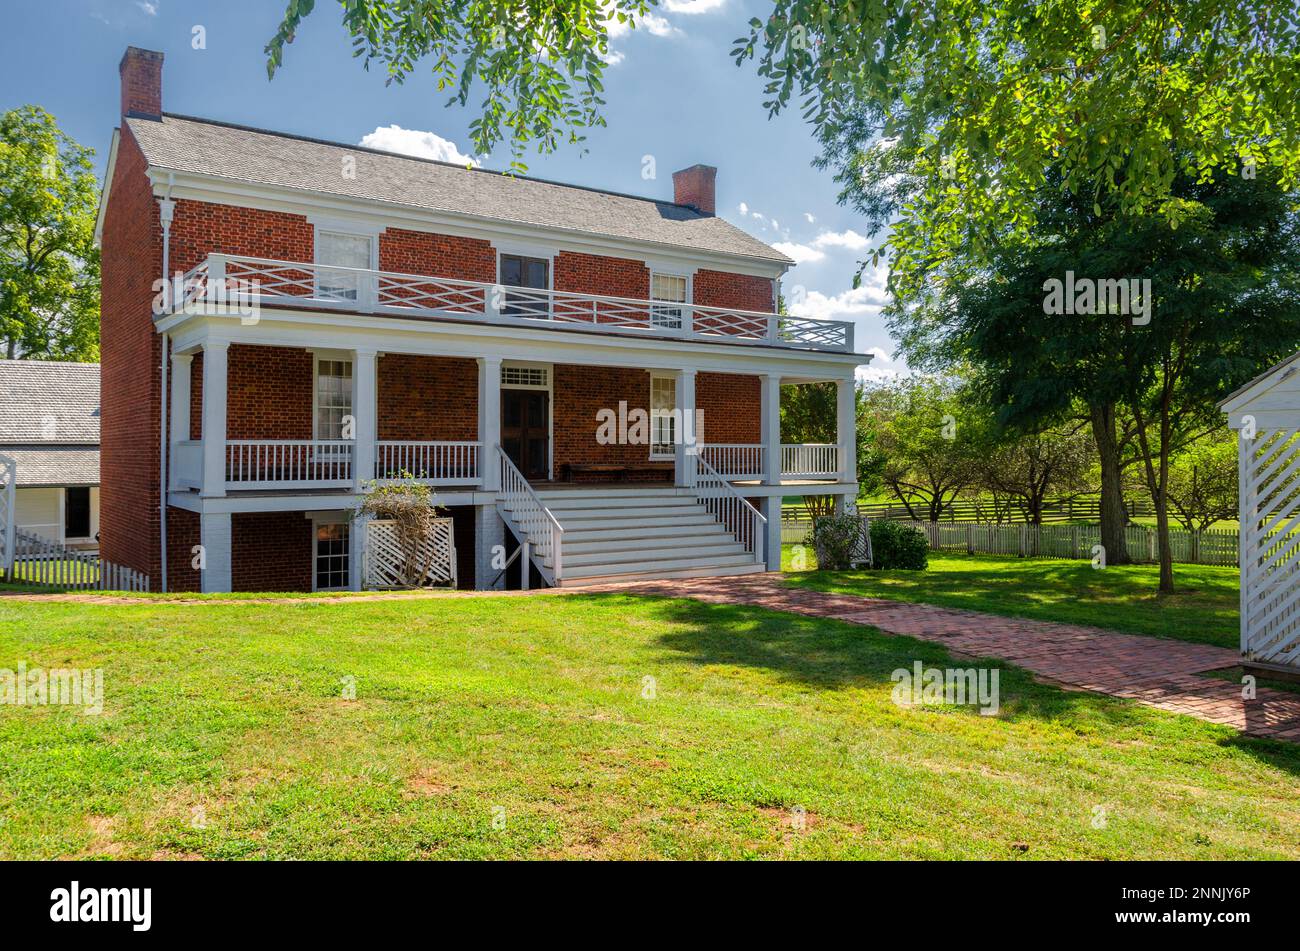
(909, 170, 1300, 592)
(270, 2, 1300, 279)
(0, 106, 100, 361)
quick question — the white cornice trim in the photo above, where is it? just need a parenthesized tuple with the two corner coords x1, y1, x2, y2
(94, 129, 122, 248)
(144, 168, 791, 279)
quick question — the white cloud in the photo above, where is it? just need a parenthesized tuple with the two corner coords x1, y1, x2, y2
(738, 202, 749, 215)
(359, 125, 480, 166)
(865, 346, 892, 363)
(811, 229, 870, 251)
(663, 0, 727, 12)
(774, 241, 823, 264)
(607, 10, 676, 38)
(804, 212, 816, 224)
(788, 285, 888, 320)
(136, 0, 158, 14)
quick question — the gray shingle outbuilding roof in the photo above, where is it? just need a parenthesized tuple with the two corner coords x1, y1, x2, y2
(0, 361, 100, 487)
(125, 114, 793, 267)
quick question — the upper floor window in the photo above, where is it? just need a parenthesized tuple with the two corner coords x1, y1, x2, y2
(650, 273, 688, 329)
(500, 254, 549, 319)
(316, 231, 373, 302)
(315, 358, 353, 440)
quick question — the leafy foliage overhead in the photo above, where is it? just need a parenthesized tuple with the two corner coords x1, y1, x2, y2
(736, 1, 1300, 299)
(266, 0, 651, 172)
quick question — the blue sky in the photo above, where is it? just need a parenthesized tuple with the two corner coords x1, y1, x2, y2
(2, 0, 897, 376)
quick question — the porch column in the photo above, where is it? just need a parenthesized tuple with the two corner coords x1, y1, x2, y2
(836, 375, 857, 485)
(200, 340, 228, 498)
(349, 511, 370, 591)
(478, 356, 502, 491)
(761, 496, 782, 572)
(674, 368, 698, 487)
(760, 372, 781, 485)
(475, 504, 506, 590)
(352, 347, 377, 490)
(199, 511, 232, 593)
(169, 352, 192, 491)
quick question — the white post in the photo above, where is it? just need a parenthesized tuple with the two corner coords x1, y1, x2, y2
(760, 372, 781, 485)
(478, 356, 502, 491)
(762, 495, 782, 572)
(1238, 431, 1252, 657)
(674, 368, 697, 488)
(199, 511, 233, 593)
(349, 512, 369, 592)
(352, 348, 378, 489)
(836, 376, 857, 485)
(474, 503, 506, 590)
(520, 540, 531, 591)
(169, 352, 192, 490)
(201, 341, 229, 498)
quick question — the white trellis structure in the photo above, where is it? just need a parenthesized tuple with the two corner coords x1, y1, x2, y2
(364, 517, 457, 589)
(1222, 353, 1300, 671)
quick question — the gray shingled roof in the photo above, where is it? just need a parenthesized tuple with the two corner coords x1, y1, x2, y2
(0, 360, 100, 444)
(125, 114, 792, 266)
(4, 448, 99, 488)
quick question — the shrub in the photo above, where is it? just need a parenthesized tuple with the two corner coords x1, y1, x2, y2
(870, 520, 929, 570)
(808, 513, 867, 571)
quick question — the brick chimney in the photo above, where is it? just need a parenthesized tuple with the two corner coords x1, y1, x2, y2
(119, 47, 164, 119)
(673, 164, 717, 216)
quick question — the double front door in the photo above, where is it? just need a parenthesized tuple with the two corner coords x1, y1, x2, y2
(502, 389, 549, 480)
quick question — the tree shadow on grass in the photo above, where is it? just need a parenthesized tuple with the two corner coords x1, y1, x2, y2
(584, 592, 1300, 778)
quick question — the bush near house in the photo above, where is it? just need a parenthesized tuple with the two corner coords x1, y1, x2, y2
(870, 521, 929, 571)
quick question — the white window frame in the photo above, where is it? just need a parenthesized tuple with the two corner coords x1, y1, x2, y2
(310, 513, 351, 593)
(649, 373, 677, 460)
(312, 352, 354, 443)
(649, 271, 690, 330)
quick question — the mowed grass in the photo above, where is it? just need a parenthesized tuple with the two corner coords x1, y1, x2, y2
(784, 551, 1240, 648)
(0, 592, 1296, 860)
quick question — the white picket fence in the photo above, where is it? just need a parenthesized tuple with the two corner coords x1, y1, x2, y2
(782, 519, 1241, 567)
(6, 530, 150, 591)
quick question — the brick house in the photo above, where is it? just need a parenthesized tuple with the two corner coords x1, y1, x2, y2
(96, 47, 865, 593)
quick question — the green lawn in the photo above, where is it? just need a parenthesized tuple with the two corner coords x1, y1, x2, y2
(783, 550, 1240, 648)
(0, 591, 1295, 859)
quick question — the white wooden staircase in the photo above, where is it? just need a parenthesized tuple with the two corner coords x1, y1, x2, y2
(495, 448, 767, 587)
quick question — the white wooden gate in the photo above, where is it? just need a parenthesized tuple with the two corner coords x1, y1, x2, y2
(1239, 429, 1300, 667)
(365, 517, 457, 589)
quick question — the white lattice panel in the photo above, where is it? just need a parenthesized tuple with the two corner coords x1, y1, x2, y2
(366, 518, 457, 589)
(1240, 429, 1300, 666)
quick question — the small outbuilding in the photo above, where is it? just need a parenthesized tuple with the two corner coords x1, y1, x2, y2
(0, 360, 100, 549)
(1221, 351, 1300, 674)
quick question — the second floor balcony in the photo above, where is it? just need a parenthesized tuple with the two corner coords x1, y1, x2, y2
(169, 253, 855, 353)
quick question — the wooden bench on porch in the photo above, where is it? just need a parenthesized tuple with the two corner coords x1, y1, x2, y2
(562, 461, 675, 483)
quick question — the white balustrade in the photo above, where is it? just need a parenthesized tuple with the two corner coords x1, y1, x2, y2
(225, 440, 353, 489)
(375, 441, 481, 484)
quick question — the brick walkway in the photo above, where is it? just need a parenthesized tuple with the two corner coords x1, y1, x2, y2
(592, 574, 1300, 742)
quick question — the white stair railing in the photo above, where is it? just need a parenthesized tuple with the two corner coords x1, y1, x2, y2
(691, 453, 767, 565)
(497, 447, 565, 583)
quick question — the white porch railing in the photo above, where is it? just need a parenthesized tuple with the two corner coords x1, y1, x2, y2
(226, 440, 354, 489)
(173, 254, 853, 353)
(498, 446, 565, 584)
(700, 443, 766, 479)
(698, 443, 843, 481)
(691, 454, 766, 563)
(375, 441, 480, 484)
(781, 443, 841, 479)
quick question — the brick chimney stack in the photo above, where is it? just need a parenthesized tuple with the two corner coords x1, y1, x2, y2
(672, 164, 717, 216)
(120, 47, 164, 119)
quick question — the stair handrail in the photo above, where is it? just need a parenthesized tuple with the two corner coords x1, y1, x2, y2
(497, 447, 565, 582)
(691, 451, 767, 565)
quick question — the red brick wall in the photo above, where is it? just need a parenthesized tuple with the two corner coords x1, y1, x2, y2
(232, 512, 313, 592)
(189, 351, 203, 440)
(166, 506, 201, 592)
(379, 228, 497, 282)
(554, 251, 649, 299)
(694, 269, 774, 312)
(226, 345, 313, 440)
(99, 126, 162, 582)
(697, 372, 761, 444)
(551, 366, 760, 474)
(377, 355, 478, 440)
(168, 200, 313, 274)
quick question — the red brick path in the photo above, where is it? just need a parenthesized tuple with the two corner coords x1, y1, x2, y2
(594, 574, 1300, 742)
